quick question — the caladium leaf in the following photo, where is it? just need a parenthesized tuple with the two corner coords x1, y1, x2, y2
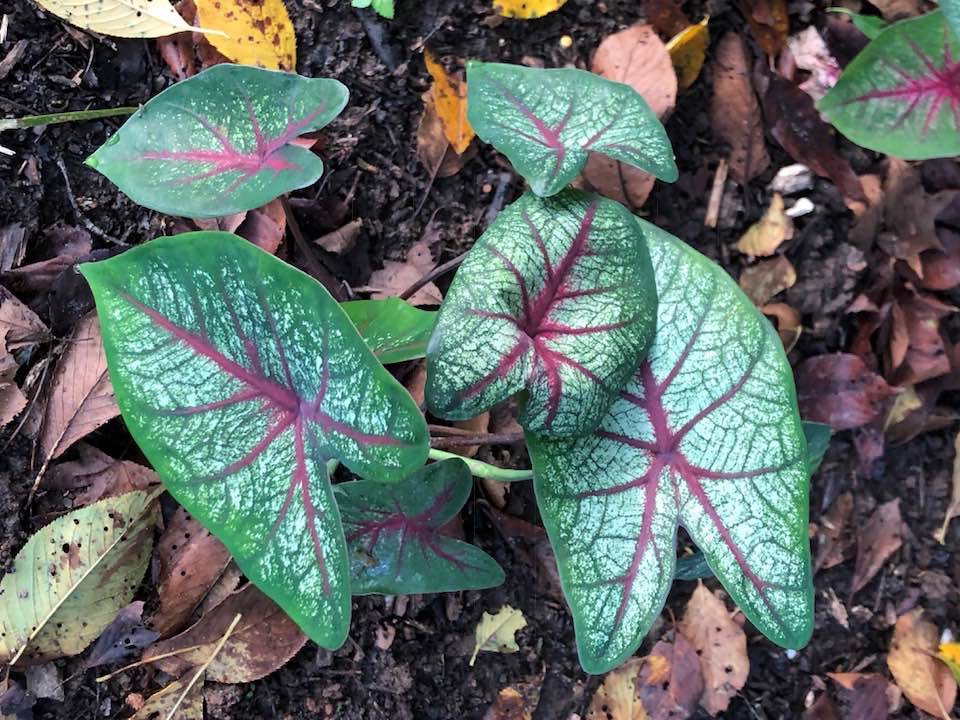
(426, 189, 658, 438)
(86, 64, 348, 218)
(943, 0, 960, 41)
(338, 458, 504, 594)
(79, 232, 428, 650)
(818, 12, 960, 159)
(342, 298, 437, 364)
(527, 220, 812, 674)
(466, 62, 678, 197)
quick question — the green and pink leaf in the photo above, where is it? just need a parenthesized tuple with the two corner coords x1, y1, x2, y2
(342, 298, 436, 364)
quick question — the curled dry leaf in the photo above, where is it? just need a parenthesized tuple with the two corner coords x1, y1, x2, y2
(736, 193, 794, 257)
(678, 582, 749, 715)
(424, 50, 474, 155)
(492, 0, 567, 19)
(851, 499, 903, 594)
(666, 18, 709, 91)
(45, 443, 159, 506)
(761, 302, 802, 352)
(470, 605, 526, 666)
(583, 23, 677, 210)
(814, 491, 853, 571)
(738, 255, 796, 305)
(887, 609, 956, 718)
(84, 601, 158, 669)
(195, 0, 296, 70)
(364, 239, 443, 307)
(234, 199, 287, 255)
(711, 33, 770, 185)
(483, 680, 542, 720)
(796, 354, 896, 430)
(935, 430, 960, 543)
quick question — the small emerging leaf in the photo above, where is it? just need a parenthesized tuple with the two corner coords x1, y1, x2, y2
(819, 12, 960, 159)
(338, 459, 504, 594)
(467, 62, 677, 197)
(426, 189, 658, 437)
(80, 233, 428, 651)
(470, 605, 527, 665)
(802, 421, 831, 475)
(342, 298, 437, 364)
(87, 64, 348, 218)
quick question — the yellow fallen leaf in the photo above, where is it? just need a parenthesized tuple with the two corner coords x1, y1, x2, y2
(736, 193, 794, 257)
(424, 50, 474, 155)
(470, 605, 526, 666)
(493, 0, 568, 19)
(935, 430, 960, 543)
(35, 0, 217, 38)
(666, 17, 709, 90)
(196, 0, 296, 70)
(938, 641, 960, 685)
(884, 385, 922, 432)
(887, 609, 956, 718)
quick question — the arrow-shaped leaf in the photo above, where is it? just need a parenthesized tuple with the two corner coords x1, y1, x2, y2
(342, 298, 437, 364)
(86, 64, 348, 218)
(527, 220, 813, 673)
(819, 12, 960, 159)
(426, 189, 658, 438)
(79, 232, 428, 650)
(338, 458, 504, 594)
(467, 61, 678, 197)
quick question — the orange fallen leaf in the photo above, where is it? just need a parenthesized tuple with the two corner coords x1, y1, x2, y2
(195, 0, 296, 71)
(738, 255, 796, 305)
(887, 609, 956, 718)
(424, 50, 473, 155)
(761, 302, 801, 351)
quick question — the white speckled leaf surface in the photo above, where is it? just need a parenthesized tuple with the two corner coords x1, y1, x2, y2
(80, 233, 428, 650)
(528, 220, 812, 673)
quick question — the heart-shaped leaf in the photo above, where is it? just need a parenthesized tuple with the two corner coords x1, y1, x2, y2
(819, 12, 960, 159)
(467, 62, 678, 197)
(338, 458, 504, 594)
(342, 298, 437, 364)
(944, 0, 960, 41)
(79, 232, 428, 650)
(426, 189, 658, 438)
(527, 220, 812, 673)
(86, 64, 348, 218)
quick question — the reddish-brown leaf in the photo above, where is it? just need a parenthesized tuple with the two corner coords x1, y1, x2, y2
(814, 492, 853, 571)
(45, 443, 158, 505)
(827, 673, 895, 720)
(738, 255, 796, 305)
(738, 0, 788, 56)
(362, 239, 442, 307)
(636, 634, 704, 719)
(889, 288, 955, 387)
(851, 499, 903, 594)
(887, 609, 956, 717)
(796, 354, 897, 430)
(643, 0, 690, 37)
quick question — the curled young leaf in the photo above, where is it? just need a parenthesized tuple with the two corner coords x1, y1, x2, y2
(79, 233, 428, 650)
(528, 220, 812, 673)
(426, 190, 658, 437)
(467, 62, 677, 197)
(342, 298, 437, 364)
(87, 64, 348, 218)
(819, 12, 960, 159)
(338, 458, 504, 594)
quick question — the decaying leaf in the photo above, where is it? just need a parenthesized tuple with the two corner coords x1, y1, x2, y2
(483, 680, 542, 720)
(761, 302, 802, 351)
(738, 0, 788, 56)
(33, 0, 207, 38)
(937, 642, 960, 685)
(424, 50, 474, 155)
(492, 0, 567, 19)
(363, 239, 442, 306)
(788, 27, 841, 102)
(0, 490, 159, 665)
(815, 492, 853, 571)
(131, 677, 203, 720)
(935, 431, 960, 543)
(470, 605, 526, 666)
(736, 193, 794, 257)
(738, 255, 796, 305)
(586, 657, 646, 720)
(195, 0, 296, 70)
(797, 354, 896, 430)
(827, 673, 897, 720)
(583, 23, 677, 210)
(45, 443, 159, 506)
(417, 99, 466, 178)
(851, 499, 903, 594)
(711, 32, 770, 185)
(0, 285, 47, 430)
(887, 609, 956, 718)
(644, 0, 690, 37)
(678, 583, 749, 715)
(666, 18, 709, 90)
(84, 602, 158, 669)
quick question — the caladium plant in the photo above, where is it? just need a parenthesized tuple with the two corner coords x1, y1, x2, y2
(819, 11, 960, 159)
(338, 458, 504, 594)
(467, 61, 678, 197)
(86, 64, 348, 218)
(526, 220, 813, 673)
(426, 188, 657, 437)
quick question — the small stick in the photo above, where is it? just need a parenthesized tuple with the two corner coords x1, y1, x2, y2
(95, 643, 209, 683)
(430, 432, 525, 449)
(704, 158, 728, 229)
(399, 251, 466, 301)
(164, 613, 242, 720)
(56, 157, 124, 246)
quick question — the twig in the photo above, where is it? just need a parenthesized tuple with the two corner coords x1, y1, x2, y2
(164, 613, 242, 720)
(430, 432, 525, 449)
(95, 643, 209, 683)
(704, 158, 728, 229)
(482, 172, 513, 228)
(55, 157, 124, 246)
(399, 251, 466, 301)
(280, 196, 345, 301)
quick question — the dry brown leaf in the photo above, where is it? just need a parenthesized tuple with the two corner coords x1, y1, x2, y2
(145, 584, 307, 683)
(761, 302, 802, 352)
(815, 491, 853, 571)
(887, 609, 956, 718)
(0, 285, 47, 351)
(364, 240, 442, 307)
(636, 635, 703, 719)
(315, 219, 362, 255)
(131, 677, 203, 720)
(827, 673, 897, 720)
(451, 411, 491, 458)
(424, 50, 473, 155)
(38, 313, 119, 471)
(736, 193, 794, 257)
(586, 657, 647, 720)
(738, 255, 796, 305)
(935, 430, 960, 543)
(678, 582, 749, 715)
(483, 680, 542, 720)
(235, 199, 286, 256)
(869, 0, 922, 21)
(797, 354, 896, 430)
(738, 0, 788, 56)
(470, 605, 526, 666)
(45, 443, 158, 505)
(851, 499, 903, 594)
(0, 382, 26, 431)
(711, 33, 770, 185)
(889, 289, 955, 387)
(643, 0, 690, 36)
(416, 99, 466, 178)
(583, 23, 677, 210)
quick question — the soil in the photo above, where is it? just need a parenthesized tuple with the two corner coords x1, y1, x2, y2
(1, 0, 959, 718)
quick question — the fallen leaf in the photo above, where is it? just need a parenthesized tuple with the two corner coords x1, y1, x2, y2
(37, 313, 120, 475)
(889, 288, 955, 386)
(33, 0, 203, 37)
(815, 492, 853, 571)
(887, 609, 956, 718)
(131, 677, 203, 720)
(851, 499, 903, 594)
(824, 587, 849, 629)
(919, 228, 960, 291)
(1, 224, 91, 295)
(492, 0, 567, 19)
(363, 240, 442, 307)
(738, 0, 788, 56)
(736, 194, 794, 257)
(797, 354, 896, 430)
(937, 642, 960, 684)
(0, 382, 26, 431)
(156, 0, 231, 79)
(586, 657, 647, 720)
(148, 506, 233, 637)
(827, 673, 896, 720)
(416, 100, 467, 178)
(643, 0, 690, 37)
(424, 50, 474, 155)
(935, 431, 960, 543)
(0, 285, 47, 351)
(678, 582, 749, 715)
(583, 23, 677, 210)
(638, 635, 703, 719)
(375, 624, 396, 651)
(145, 584, 307, 683)
(315, 219, 362, 255)
(711, 33, 770, 185)
(84, 602, 158, 669)
(788, 27, 841, 102)
(483, 679, 542, 720)
(195, 0, 295, 70)
(235, 199, 286, 255)
(470, 605, 526, 666)
(450, 411, 491, 458)
(739, 255, 796, 305)
(869, 0, 922, 21)
(666, 18, 709, 91)
(761, 302, 802, 351)
(45, 443, 159, 506)
(804, 692, 842, 720)
(25, 663, 63, 702)
(763, 75, 864, 205)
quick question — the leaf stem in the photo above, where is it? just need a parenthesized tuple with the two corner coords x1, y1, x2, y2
(0, 106, 138, 132)
(427, 448, 532, 482)
(430, 431, 525, 449)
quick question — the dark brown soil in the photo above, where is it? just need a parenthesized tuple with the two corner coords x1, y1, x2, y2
(2, 0, 959, 718)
